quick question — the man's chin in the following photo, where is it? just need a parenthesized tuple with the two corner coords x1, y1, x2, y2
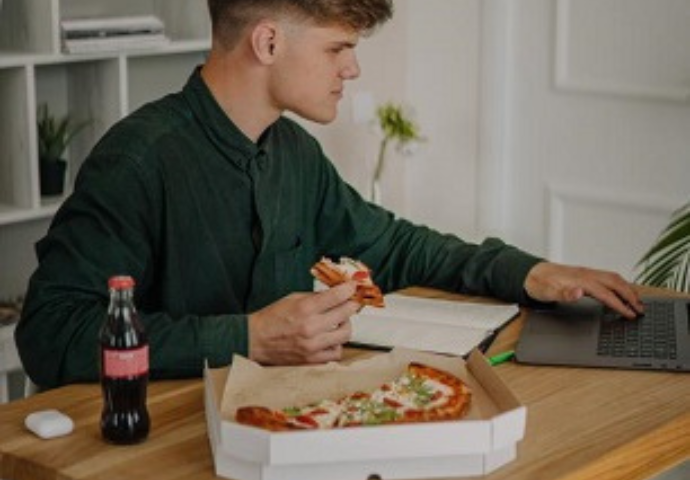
(293, 107, 338, 125)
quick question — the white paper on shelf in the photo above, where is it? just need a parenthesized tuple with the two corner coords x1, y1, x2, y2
(60, 14, 169, 54)
(62, 33, 171, 54)
(61, 15, 165, 38)
(351, 294, 519, 356)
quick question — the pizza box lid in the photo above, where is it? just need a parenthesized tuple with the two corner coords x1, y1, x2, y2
(204, 349, 526, 468)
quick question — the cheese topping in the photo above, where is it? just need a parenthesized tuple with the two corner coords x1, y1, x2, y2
(334, 257, 372, 284)
(283, 399, 343, 429)
(373, 373, 453, 411)
(336, 393, 399, 427)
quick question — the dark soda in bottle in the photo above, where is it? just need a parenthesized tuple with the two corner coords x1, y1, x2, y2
(99, 275, 150, 444)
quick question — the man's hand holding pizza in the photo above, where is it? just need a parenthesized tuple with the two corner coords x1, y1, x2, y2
(248, 281, 360, 365)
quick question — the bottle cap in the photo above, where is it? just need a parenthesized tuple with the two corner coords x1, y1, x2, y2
(108, 275, 135, 290)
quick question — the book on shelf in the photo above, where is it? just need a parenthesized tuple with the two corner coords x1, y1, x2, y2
(61, 15, 170, 54)
(350, 293, 520, 356)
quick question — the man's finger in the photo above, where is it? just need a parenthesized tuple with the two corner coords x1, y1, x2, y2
(306, 344, 343, 364)
(310, 281, 358, 312)
(583, 284, 640, 319)
(307, 321, 352, 362)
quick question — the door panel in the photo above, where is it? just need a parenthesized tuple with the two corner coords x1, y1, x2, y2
(479, 0, 690, 279)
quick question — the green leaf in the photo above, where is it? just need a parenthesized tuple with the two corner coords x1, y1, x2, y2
(376, 103, 423, 145)
(636, 201, 690, 292)
(36, 103, 89, 162)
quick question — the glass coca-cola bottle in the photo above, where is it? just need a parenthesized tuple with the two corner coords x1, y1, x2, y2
(99, 275, 150, 444)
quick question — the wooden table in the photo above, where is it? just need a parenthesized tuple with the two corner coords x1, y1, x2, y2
(1, 288, 689, 480)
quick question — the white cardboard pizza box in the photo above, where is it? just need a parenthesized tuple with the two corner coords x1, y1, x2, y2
(204, 349, 526, 480)
(208, 444, 517, 480)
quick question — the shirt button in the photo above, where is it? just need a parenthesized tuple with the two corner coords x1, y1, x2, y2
(256, 152, 268, 170)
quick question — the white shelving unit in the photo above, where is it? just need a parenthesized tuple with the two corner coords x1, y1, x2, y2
(0, 322, 20, 403)
(0, 0, 211, 226)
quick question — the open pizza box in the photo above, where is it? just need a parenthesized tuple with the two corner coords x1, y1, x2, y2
(204, 349, 526, 480)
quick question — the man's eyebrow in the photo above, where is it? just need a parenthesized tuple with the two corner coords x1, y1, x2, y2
(330, 40, 358, 49)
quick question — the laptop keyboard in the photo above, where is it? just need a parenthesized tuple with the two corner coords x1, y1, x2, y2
(597, 301, 677, 360)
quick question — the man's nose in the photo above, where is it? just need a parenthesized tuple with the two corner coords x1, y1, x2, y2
(342, 56, 361, 80)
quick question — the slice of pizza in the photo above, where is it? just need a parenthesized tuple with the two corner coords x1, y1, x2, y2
(236, 363, 471, 431)
(310, 256, 385, 307)
(337, 362, 472, 427)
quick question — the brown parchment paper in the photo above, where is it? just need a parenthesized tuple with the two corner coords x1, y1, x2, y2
(220, 348, 498, 422)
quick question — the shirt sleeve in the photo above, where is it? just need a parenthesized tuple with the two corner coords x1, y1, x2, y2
(16, 153, 248, 389)
(313, 158, 544, 303)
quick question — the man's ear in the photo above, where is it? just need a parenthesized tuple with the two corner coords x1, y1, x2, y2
(251, 21, 278, 65)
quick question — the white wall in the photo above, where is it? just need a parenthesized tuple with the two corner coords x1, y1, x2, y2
(479, 0, 690, 278)
(405, 0, 481, 239)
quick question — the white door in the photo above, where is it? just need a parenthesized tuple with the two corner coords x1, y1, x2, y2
(478, 0, 690, 279)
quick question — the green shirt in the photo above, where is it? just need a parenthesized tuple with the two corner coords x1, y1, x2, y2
(17, 69, 542, 388)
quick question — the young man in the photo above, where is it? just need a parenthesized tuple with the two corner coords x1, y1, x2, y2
(17, 0, 642, 388)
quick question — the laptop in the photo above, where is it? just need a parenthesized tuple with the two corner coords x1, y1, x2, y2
(515, 296, 690, 372)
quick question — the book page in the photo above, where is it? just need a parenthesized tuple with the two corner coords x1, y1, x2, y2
(351, 294, 519, 356)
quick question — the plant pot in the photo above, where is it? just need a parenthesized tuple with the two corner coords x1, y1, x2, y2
(39, 157, 67, 196)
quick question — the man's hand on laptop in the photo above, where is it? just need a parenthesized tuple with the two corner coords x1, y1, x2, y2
(524, 262, 644, 319)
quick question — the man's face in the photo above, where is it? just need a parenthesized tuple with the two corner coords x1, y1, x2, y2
(269, 22, 361, 124)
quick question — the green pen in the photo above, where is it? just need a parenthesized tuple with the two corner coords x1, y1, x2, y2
(488, 350, 515, 366)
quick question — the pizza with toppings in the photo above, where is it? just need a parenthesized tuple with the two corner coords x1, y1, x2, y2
(310, 256, 385, 307)
(236, 399, 345, 431)
(235, 362, 472, 432)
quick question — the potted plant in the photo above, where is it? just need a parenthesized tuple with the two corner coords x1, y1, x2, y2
(635, 200, 690, 293)
(37, 103, 88, 196)
(370, 102, 424, 204)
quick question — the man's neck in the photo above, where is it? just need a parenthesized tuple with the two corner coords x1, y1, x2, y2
(200, 49, 280, 143)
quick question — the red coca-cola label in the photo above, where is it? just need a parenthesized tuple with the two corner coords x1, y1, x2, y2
(103, 346, 149, 378)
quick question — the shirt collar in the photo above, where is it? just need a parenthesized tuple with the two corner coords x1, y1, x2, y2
(183, 67, 271, 172)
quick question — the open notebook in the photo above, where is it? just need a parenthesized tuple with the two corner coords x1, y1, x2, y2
(350, 294, 520, 356)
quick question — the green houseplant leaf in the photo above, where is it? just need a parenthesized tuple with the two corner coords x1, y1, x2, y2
(37, 103, 88, 162)
(635, 201, 690, 292)
(371, 103, 425, 202)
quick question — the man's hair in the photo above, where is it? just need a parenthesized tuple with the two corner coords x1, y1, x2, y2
(207, 0, 393, 49)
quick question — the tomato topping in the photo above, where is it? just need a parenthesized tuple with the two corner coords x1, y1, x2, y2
(383, 397, 403, 408)
(403, 410, 424, 421)
(295, 415, 319, 428)
(350, 392, 369, 400)
(352, 271, 370, 281)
